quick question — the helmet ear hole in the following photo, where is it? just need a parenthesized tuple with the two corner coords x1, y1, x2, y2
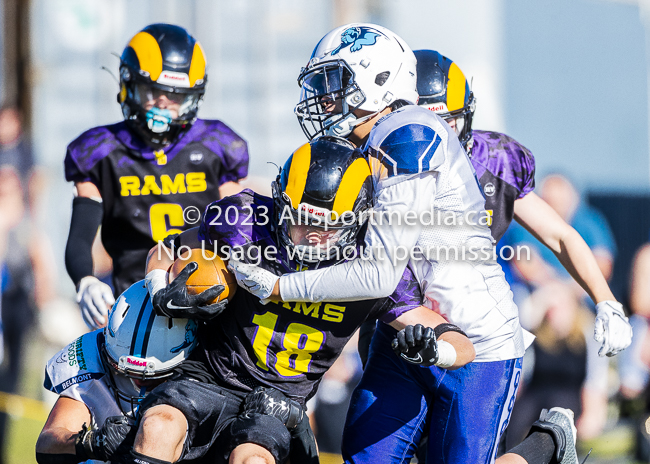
(375, 71, 390, 86)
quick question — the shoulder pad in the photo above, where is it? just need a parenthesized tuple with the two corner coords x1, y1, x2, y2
(190, 119, 248, 156)
(64, 123, 127, 182)
(367, 106, 447, 178)
(44, 331, 106, 394)
(471, 130, 536, 195)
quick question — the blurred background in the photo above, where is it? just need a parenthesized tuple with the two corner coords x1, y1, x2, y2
(1, 0, 650, 463)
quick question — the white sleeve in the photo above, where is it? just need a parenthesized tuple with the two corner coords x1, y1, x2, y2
(279, 173, 434, 302)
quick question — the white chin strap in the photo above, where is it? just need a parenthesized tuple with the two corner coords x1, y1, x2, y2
(325, 109, 382, 138)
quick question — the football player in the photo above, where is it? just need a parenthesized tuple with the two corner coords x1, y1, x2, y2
(64, 23, 249, 330)
(229, 23, 530, 464)
(35, 281, 197, 464)
(413, 49, 631, 356)
(128, 136, 476, 464)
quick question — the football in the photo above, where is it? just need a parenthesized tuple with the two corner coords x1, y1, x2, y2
(168, 248, 237, 304)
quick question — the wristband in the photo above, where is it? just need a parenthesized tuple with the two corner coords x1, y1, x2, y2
(74, 423, 95, 460)
(145, 269, 169, 297)
(435, 340, 457, 368)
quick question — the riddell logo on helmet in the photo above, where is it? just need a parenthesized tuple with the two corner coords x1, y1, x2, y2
(126, 357, 147, 367)
(157, 71, 190, 87)
(425, 103, 448, 113)
(162, 73, 185, 81)
(298, 203, 326, 217)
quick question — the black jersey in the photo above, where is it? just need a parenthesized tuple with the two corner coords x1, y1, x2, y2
(194, 191, 422, 403)
(65, 119, 248, 294)
(470, 130, 536, 242)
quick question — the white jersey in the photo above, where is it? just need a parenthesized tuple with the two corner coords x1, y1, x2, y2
(44, 330, 126, 429)
(280, 105, 533, 361)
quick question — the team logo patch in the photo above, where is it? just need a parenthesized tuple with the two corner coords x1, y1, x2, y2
(154, 149, 167, 166)
(484, 182, 496, 197)
(189, 152, 204, 164)
(332, 26, 383, 55)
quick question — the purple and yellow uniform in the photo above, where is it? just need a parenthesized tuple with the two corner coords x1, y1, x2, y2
(470, 130, 536, 242)
(140, 190, 422, 462)
(64, 119, 248, 294)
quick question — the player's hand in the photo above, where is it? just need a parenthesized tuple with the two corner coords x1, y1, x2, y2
(391, 324, 439, 367)
(594, 300, 633, 357)
(76, 416, 135, 461)
(228, 258, 279, 302)
(76, 276, 115, 329)
(242, 386, 304, 430)
(152, 261, 228, 321)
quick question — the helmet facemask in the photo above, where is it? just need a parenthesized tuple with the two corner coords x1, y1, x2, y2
(120, 66, 205, 148)
(100, 343, 172, 417)
(295, 60, 366, 140)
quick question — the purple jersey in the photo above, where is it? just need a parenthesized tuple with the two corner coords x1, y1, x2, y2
(470, 130, 536, 242)
(64, 119, 249, 294)
(195, 190, 422, 402)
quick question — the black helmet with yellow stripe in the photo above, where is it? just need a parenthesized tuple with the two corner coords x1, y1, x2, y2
(414, 50, 475, 150)
(273, 136, 373, 265)
(119, 24, 207, 148)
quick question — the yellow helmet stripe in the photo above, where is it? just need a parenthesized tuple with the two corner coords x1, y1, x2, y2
(188, 42, 207, 87)
(332, 158, 371, 216)
(446, 62, 467, 112)
(128, 32, 163, 81)
(285, 143, 312, 207)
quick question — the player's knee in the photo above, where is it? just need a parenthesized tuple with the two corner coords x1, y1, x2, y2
(229, 443, 275, 464)
(136, 405, 187, 450)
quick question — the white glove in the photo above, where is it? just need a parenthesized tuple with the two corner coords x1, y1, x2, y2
(594, 300, 633, 357)
(76, 276, 115, 329)
(228, 258, 279, 302)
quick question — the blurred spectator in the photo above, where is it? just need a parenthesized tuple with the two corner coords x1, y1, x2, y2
(505, 173, 617, 303)
(621, 244, 650, 461)
(0, 107, 59, 464)
(507, 283, 607, 449)
(621, 243, 650, 399)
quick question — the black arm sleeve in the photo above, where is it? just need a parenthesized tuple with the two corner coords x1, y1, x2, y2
(65, 196, 103, 287)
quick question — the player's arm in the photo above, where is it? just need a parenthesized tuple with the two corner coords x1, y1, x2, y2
(144, 227, 227, 320)
(389, 306, 475, 369)
(36, 396, 134, 464)
(36, 396, 91, 455)
(65, 181, 115, 329)
(514, 192, 632, 356)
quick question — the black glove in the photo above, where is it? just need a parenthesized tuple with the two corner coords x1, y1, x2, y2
(152, 261, 229, 320)
(241, 386, 304, 430)
(75, 416, 135, 462)
(391, 324, 439, 367)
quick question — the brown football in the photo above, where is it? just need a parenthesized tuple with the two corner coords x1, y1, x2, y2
(168, 248, 237, 304)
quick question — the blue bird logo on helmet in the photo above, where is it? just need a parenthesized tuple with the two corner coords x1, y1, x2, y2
(331, 26, 382, 55)
(170, 320, 198, 354)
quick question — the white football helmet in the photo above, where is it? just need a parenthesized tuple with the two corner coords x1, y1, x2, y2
(101, 280, 198, 414)
(295, 23, 418, 139)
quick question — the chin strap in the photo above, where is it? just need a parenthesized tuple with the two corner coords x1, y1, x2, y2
(326, 108, 383, 138)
